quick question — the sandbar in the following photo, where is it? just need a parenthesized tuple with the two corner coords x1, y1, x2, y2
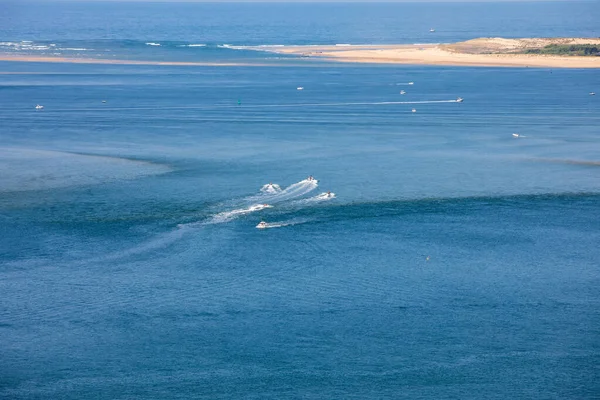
(255, 38, 600, 68)
(1, 38, 599, 68)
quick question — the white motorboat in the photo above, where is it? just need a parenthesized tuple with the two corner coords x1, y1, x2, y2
(400, 90, 406, 95)
(35, 104, 44, 110)
(256, 221, 268, 229)
(297, 87, 304, 91)
(456, 97, 464, 103)
(411, 108, 417, 113)
(430, 29, 435, 33)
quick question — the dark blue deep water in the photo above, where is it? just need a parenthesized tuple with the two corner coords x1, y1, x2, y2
(1, 2, 599, 399)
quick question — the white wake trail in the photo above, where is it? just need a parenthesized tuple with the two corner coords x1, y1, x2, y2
(208, 203, 273, 224)
(256, 218, 309, 229)
(289, 192, 336, 205)
(266, 179, 319, 203)
(29, 99, 461, 113)
(247, 178, 319, 203)
(260, 183, 282, 194)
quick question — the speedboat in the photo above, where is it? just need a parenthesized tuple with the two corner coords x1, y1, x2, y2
(411, 108, 417, 113)
(430, 29, 436, 33)
(400, 90, 406, 95)
(591, 92, 596, 96)
(256, 221, 268, 229)
(456, 97, 464, 103)
(35, 104, 44, 110)
(297, 87, 304, 91)
(512, 133, 520, 138)
(408, 82, 414, 85)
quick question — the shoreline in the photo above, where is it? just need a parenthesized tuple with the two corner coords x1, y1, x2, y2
(263, 40, 600, 68)
(1, 38, 600, 68)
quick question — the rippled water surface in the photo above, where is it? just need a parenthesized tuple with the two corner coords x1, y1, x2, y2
(1, 2, 599, 399)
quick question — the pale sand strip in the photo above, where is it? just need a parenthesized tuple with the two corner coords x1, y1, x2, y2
(1, 38, 600, 68)
(270, 43, 600, 68)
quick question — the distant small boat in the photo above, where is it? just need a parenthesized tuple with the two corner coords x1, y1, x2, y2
(512, 133, 520, 138)
(590, 92, 596, 96)
(101, 100, 107, 103)
(35, 104, 44, 110)
(297, 87, 304, 91)
(408, 82, 414, 85)
(430, 29, 436, 33)
(412, 108, 417, 113)
(456, 97, 464, 103)
(400, 90, 406, 95)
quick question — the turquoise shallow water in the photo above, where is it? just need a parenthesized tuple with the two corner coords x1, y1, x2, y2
(1, 2, 600, 399)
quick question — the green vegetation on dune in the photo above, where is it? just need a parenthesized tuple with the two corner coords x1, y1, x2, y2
(522, 44, 600, 56)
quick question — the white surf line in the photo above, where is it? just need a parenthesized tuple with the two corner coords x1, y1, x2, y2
(20, 99, 461, 113)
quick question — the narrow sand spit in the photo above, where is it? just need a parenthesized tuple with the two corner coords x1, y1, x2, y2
(253, 38, 600, 68)
(1, 38, 599, 68)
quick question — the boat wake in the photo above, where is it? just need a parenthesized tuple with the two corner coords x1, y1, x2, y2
(260, 183, 282, 194)
(179, 178, 325, 228)
(256, 218, 309, 229)
(289, 192, 336, 205)
(248, 178, 318, 203)
(265, 179, 319, 203)
(209, 203, 273, 224)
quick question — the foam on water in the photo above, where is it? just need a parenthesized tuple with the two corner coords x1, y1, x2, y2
(260, 183, 282, 194)
(289, 192, 336, 205)
(261, 179, 319, 203)
(209, 203, 273, 224)
(256, 218, 309, 229)
(246, 179, 318, 202)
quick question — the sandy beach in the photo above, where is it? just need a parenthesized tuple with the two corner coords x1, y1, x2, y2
(1, 38, 599, 68)
(266, 38, 600, 68)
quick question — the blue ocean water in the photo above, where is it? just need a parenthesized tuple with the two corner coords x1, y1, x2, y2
(1, 0, 600, 61)
(1, 2, 600, 399)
